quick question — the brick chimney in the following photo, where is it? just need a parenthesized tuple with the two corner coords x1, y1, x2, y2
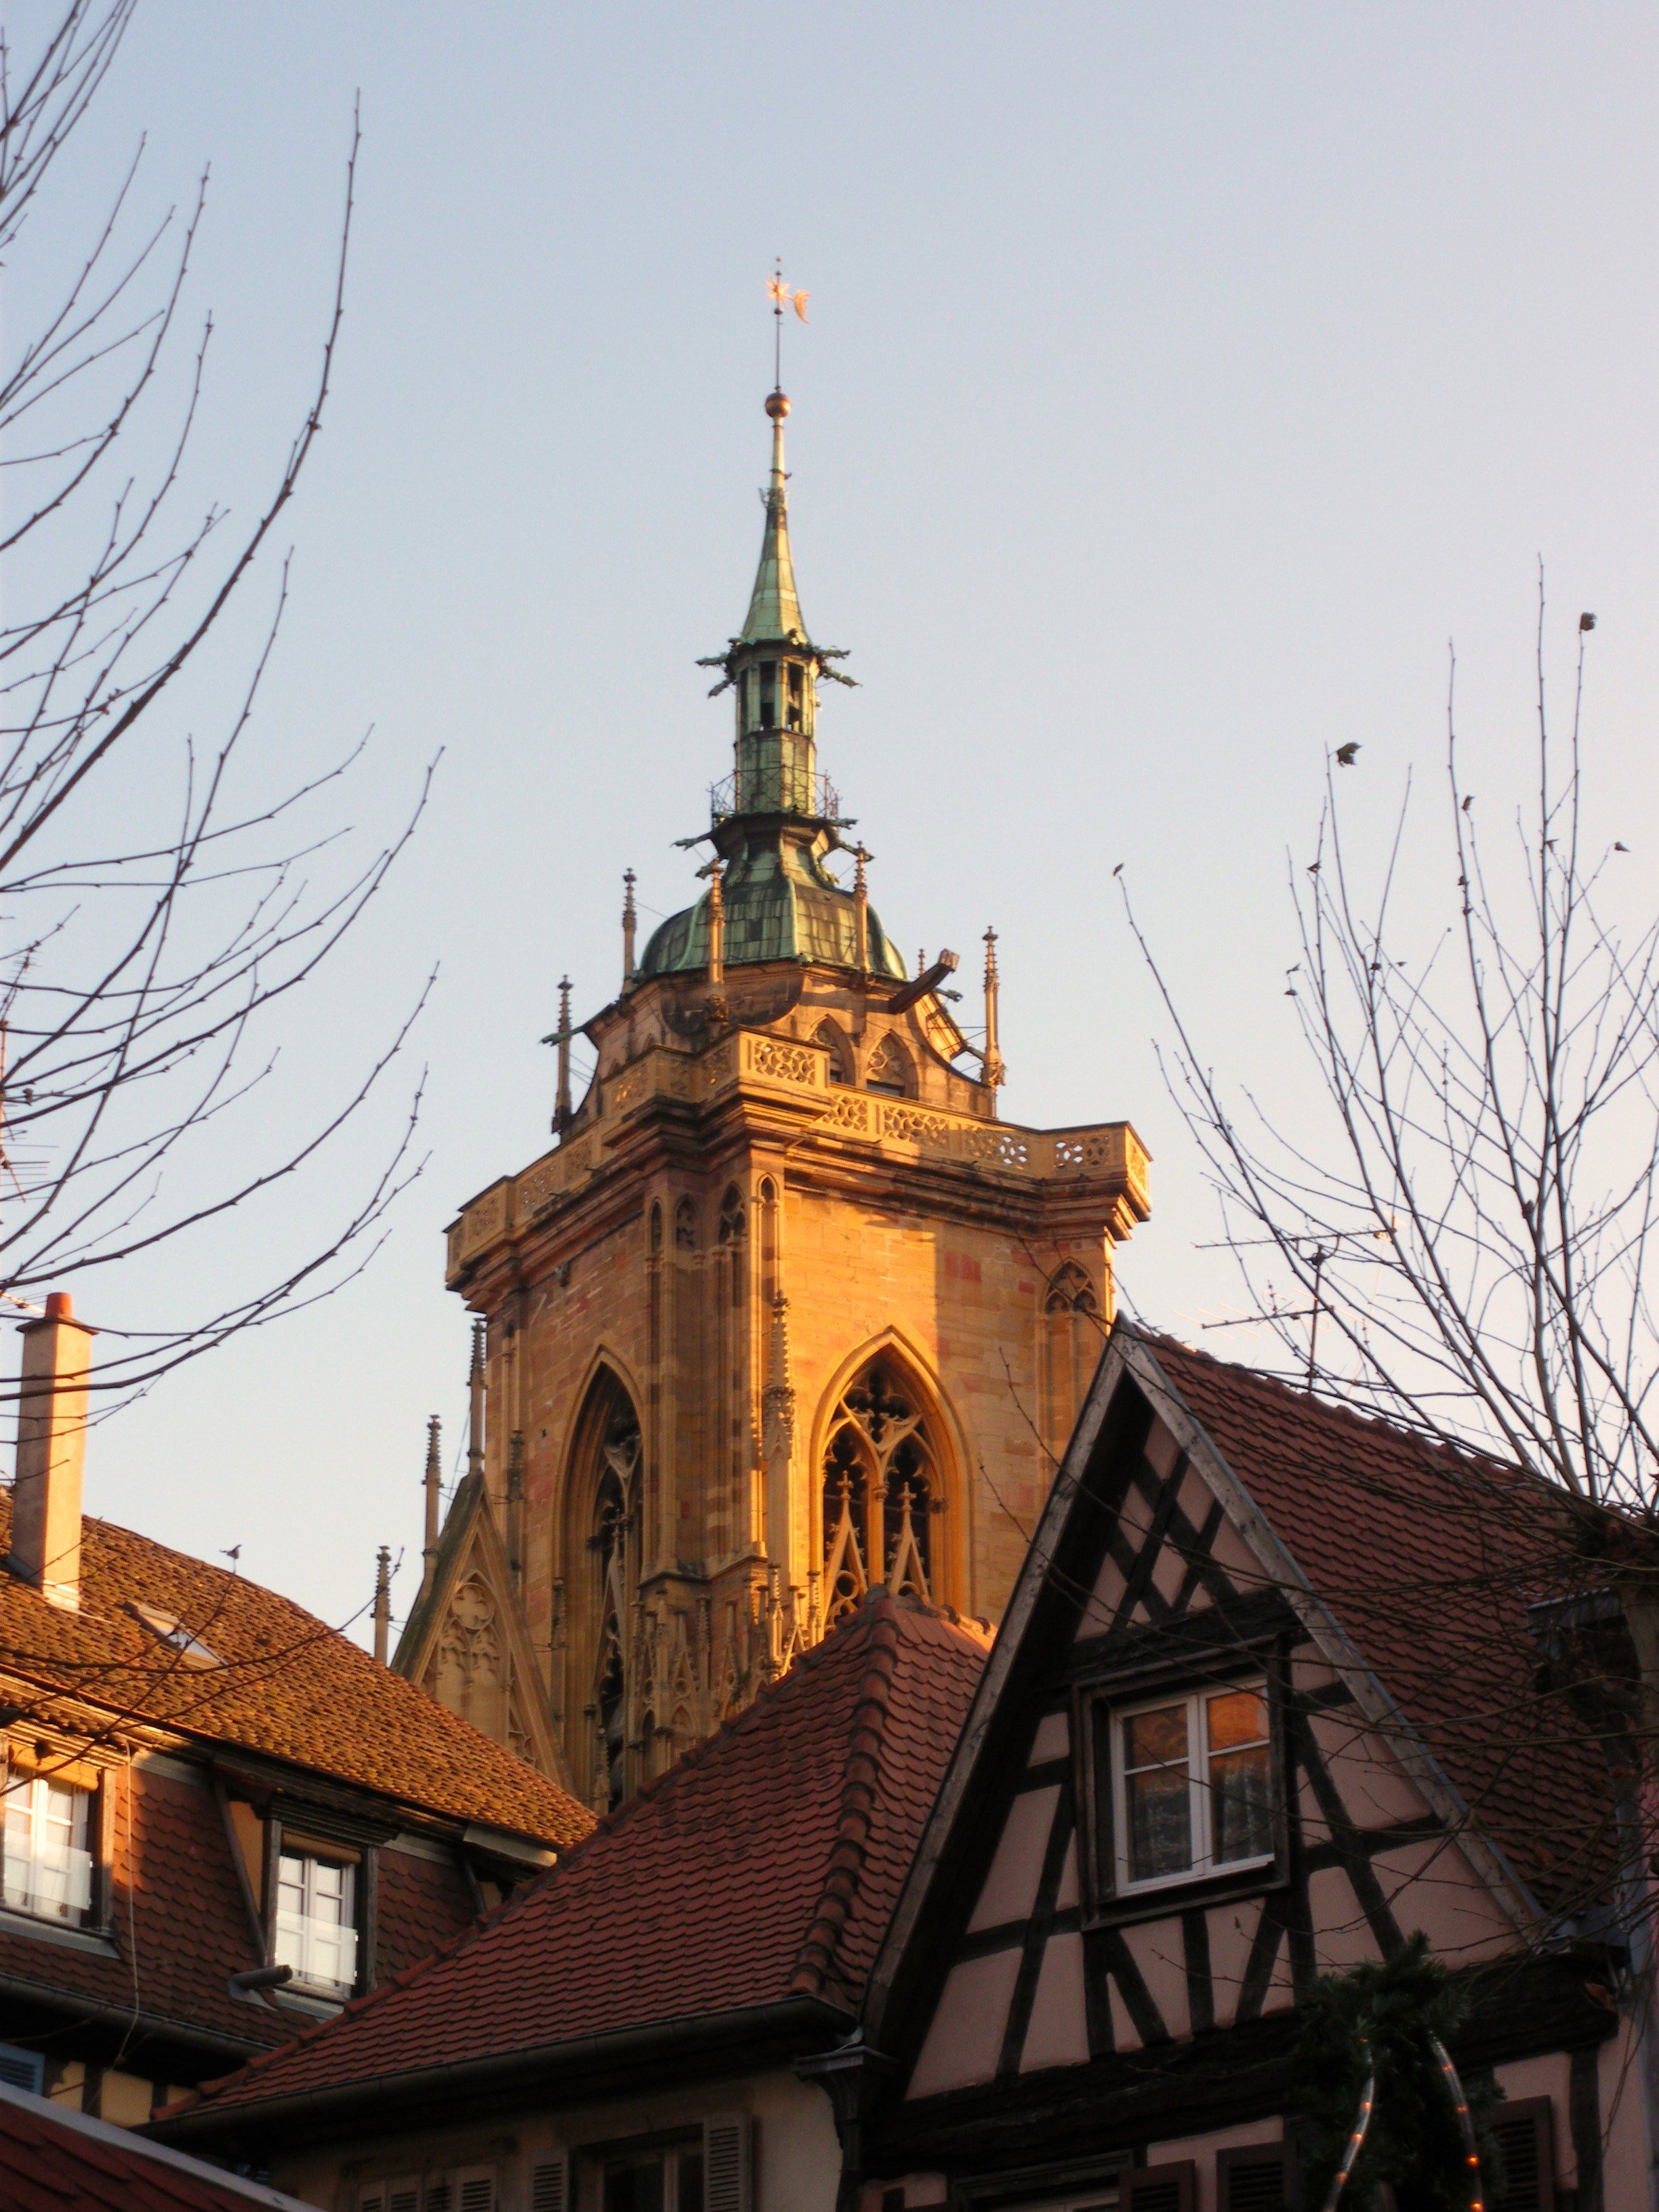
(11, 1292, 95, 1610)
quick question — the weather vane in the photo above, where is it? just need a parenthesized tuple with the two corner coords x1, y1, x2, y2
(766, 261, 808, 388)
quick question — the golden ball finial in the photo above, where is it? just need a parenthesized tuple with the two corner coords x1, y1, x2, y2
(765, 388, 791, 422)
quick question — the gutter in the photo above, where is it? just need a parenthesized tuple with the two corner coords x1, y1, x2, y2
(0, 1967, 271, 2063)
(152, 1994, 856, 2146)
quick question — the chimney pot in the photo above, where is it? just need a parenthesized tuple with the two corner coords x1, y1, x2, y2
(11, 1291, 96, 1610)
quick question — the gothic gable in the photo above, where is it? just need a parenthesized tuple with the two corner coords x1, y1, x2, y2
(394, 1475, 569, 1789)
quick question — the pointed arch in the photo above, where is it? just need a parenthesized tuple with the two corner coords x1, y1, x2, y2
(1041, 1261, 1103, 1460)
(809, 1331, 966, 1631)
(559, 1359, 644, 1812)
(864, 1031, 914, 1098)
(813, 1018, 853, 1085)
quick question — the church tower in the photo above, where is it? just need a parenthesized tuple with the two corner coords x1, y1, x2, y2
(397, 386, 1149, 1807)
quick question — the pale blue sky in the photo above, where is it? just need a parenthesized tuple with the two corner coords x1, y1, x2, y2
(15, 2, 1656, 1643)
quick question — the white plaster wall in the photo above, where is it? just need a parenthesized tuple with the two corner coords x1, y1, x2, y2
(1598, 2017, 1654, 2211)
(968, 1784, 1059, 1931)
(908, 1950, 1023, 2095)
(270, 2066, 840, 2212)
(1029, 1710, 1069, 1764)
(1021, 1931, 1090, 2071)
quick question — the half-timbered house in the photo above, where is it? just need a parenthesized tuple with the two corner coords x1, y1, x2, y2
(854, 1326, 1654, 2211)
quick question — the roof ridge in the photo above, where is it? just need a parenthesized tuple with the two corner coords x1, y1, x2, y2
(787, 1591, 904, 2000)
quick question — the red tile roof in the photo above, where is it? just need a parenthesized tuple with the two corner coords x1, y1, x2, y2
(0, 2076, 317, 2211)
(1134, 1330, 1624, 1913)
(0, 1493, 591, 1849)
(169, 1594, 991, 2119)
(0, 1765, 295, 2055)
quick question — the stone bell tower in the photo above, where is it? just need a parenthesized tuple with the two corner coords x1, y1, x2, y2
(396, 386, 1149, 1807)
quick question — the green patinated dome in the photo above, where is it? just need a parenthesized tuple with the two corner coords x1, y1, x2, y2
(638, 825, 905, 979)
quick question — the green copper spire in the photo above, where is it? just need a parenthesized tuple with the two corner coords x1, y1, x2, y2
(739, 390, 806, 644)
(640, 387, 901, 985)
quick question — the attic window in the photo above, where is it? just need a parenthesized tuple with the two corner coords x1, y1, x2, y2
(1077, 1664, 1288, 1923)
(1115, 1684, 1273, 1891)
(127, 1603, 222, 1669)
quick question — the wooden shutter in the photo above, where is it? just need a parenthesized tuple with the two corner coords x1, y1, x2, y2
(1121, 2163, 1197, 2212)
(0, 2042, 44, 2094)
(424, 2182, 453, 2212)
(361, 2183, 419, 2212)
(529, 2156, 569, 2212)
(704, 2112, 752, 2212)
(1217, 2143, 1290, 2211)
(454, 2171, 495, 2212)
(1488, 2098, 1556, 2212)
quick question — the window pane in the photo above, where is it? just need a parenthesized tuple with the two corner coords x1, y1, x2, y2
(1122, 1703, 1187, 1772)
(1206, 1689, 1269, 1753)
(1210, 1742, 1275, 1864)
(676, 2150, 705, 2212)
(1126, 1760, 1192, 1881)
(274, 1853, 357, 1991)
(604, 2157, 664, 2212)
(3, 1778, 90, 1923)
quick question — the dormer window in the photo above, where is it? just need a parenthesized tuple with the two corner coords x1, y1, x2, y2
(274, 1845, 359, 1996)
(1110, 1683, 1274, 1895)
(2, 1774, 92, 1925)
(1076, 1661, 1288, 1924)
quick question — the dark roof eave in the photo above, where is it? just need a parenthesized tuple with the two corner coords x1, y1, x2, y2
(152, 1992, 857, 2149)
(0, 1966, 276, 2066)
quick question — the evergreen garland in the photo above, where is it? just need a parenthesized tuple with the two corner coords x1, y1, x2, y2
(1290, 1933, 1505, 2211)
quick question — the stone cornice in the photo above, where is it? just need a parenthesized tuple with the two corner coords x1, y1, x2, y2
(446, 1027, 1150, 1288)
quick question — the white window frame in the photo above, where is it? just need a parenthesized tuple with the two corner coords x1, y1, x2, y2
(1, 1771, 93, 1925)
(274, 1845, 359, 1995)
(1110, 1678, 1274, 1898)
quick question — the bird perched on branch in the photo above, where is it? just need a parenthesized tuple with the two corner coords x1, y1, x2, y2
(1335, 743, 1360, 766)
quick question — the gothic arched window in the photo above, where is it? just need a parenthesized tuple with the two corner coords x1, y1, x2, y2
(1042, 1262, 1101, 1458)
(821, 1358, 941, 1625)
(570, 1374, 643, 1812)
(864, 1033, 913, 1099)
(813, 1019, 853, 1086)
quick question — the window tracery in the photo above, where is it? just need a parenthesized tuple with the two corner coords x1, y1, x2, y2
(586, 1390, 642, 1811)
(813, 1019, 853, 1085)
(821, 1358, 940, 1624)
(1043, 1261, 1102, 1453)
(864, 1033, 913, 1098)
